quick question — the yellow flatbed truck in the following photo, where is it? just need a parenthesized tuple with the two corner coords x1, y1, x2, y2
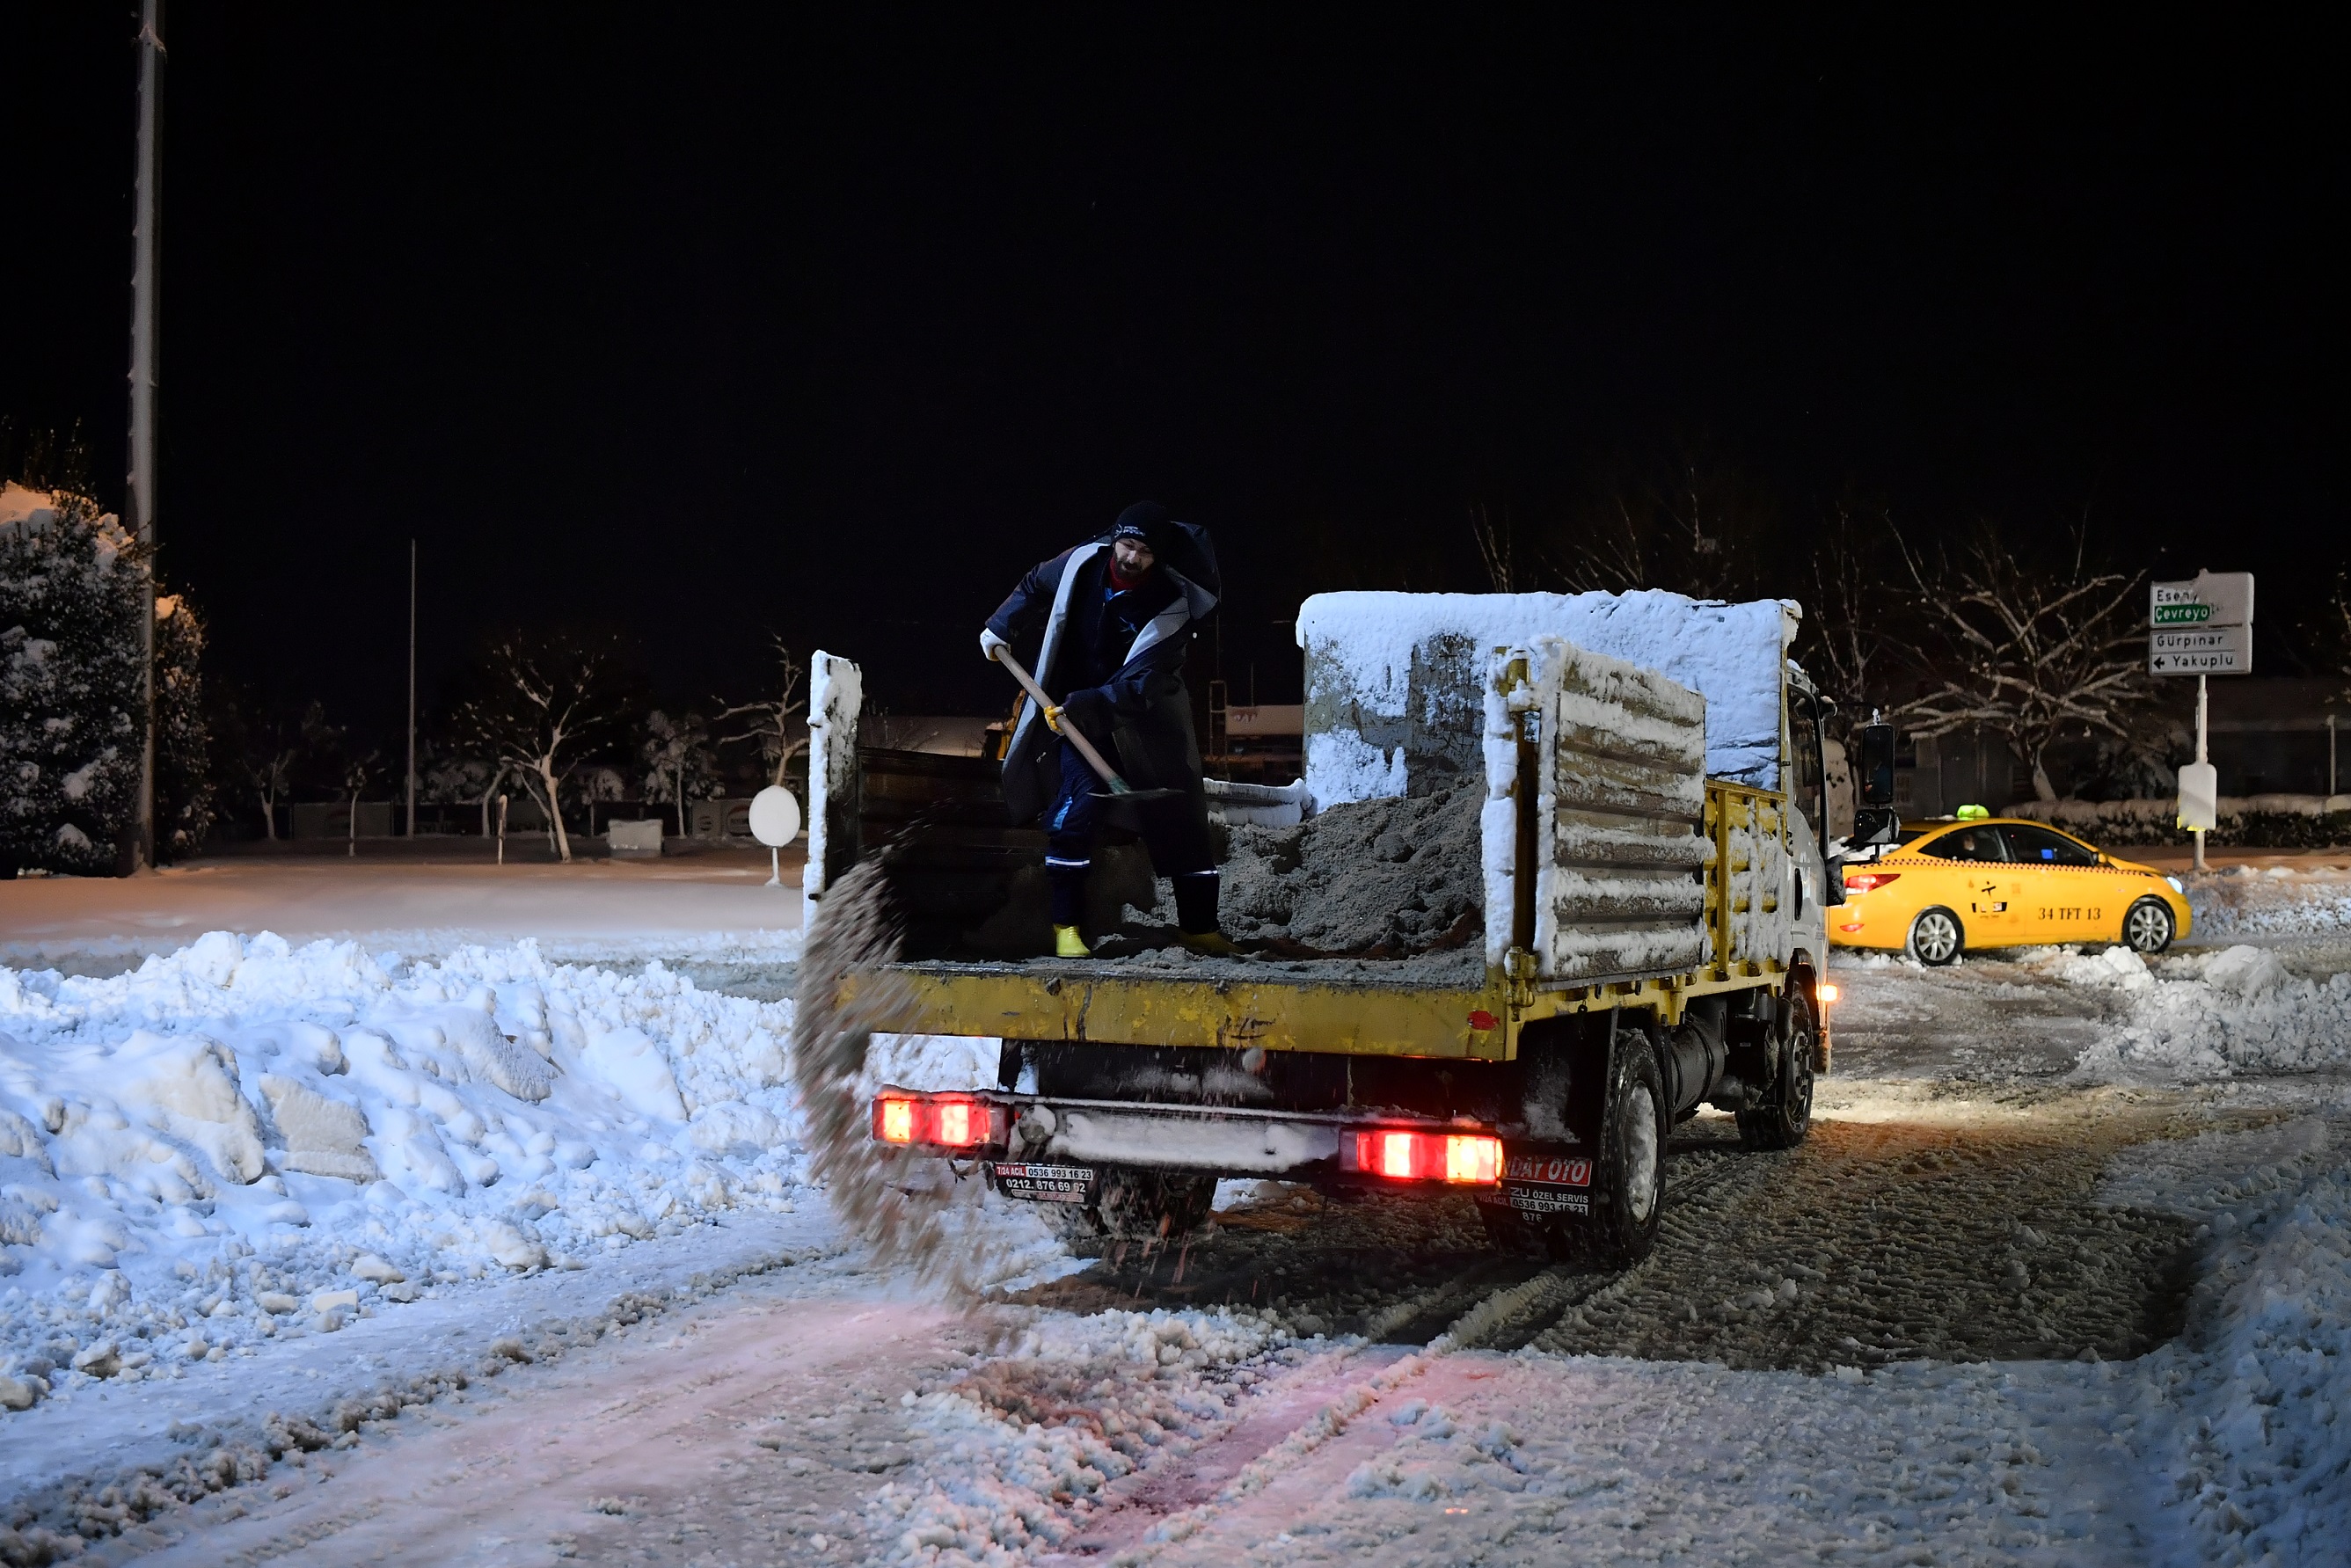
(806, 590, 1837, 1264)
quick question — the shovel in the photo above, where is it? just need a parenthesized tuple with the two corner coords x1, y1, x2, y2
(992, 647, 1183, 805)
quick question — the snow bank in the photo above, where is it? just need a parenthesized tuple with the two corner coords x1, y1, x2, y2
(2187, 864, 2351, 937)
(1298, 589, 1792, 806)
(2099, 1117, 2351, 1567)
(2033, 944, 2351, 1081)
(0, 932, 810, 1404)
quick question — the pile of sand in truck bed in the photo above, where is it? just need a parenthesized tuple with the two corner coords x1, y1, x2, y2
(1216, 779, 1485, 958)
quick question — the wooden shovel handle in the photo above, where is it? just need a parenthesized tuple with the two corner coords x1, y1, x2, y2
(992, 647, 1128, 791)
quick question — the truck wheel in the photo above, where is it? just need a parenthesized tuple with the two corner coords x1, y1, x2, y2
(2123, 897, 2175, 954)
(1737, 991, 1815, 1150)
(1906, 907, 1963, 966)
(1557, 1029, 1667, 1267)
(1079, 1168, 1217, 1244)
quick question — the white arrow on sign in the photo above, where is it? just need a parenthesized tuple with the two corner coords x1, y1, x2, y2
(2150, 624, 2252, 675)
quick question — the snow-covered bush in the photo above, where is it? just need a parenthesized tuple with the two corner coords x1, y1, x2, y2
(2012, 795, 2351, 848)
(1, 483, 149, 875)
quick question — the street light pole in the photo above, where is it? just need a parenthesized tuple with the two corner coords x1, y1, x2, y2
(126, 0, 165, 873)
(406, 539, 417, 837)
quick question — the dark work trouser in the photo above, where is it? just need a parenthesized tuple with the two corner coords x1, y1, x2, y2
(1043, 733, 1218, 931)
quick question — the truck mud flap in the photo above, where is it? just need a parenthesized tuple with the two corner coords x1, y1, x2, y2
(1500, 1150, 1593, 1216)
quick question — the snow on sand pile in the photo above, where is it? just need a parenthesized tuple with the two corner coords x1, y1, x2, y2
(0, 931, 802, 1408)
(2036, 944, 2351, 1081)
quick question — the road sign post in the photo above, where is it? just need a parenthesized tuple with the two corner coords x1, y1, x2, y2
(2150, 572, 2254, 873)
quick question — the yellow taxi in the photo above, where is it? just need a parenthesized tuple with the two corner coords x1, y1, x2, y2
(1832, 817, 2191, 965)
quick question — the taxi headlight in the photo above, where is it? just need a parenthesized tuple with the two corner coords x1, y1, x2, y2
(2165, 876, 2185, 894)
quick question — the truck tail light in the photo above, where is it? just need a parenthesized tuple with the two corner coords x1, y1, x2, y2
(1843, 872, 1901, 893)
(935, 1100, 979, 1148)
(1348, 1130, 1500, 1184)
(1816, 981, 1840, 1005)
(870, 1093, 998, 1150)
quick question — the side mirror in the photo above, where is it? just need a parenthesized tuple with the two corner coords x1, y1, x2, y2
(1858, 723, 1896, 807)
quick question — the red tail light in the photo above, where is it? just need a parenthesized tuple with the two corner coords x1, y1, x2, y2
(1347, 1129, 1500, 1184)
(1843, 872, 1901, 892)
(870, 1094, 997, 1149)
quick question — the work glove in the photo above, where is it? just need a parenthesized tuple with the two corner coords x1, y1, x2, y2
(979, 628, 1010, 663)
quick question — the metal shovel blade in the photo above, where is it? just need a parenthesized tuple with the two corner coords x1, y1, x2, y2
(1092, 783, 1183, 805)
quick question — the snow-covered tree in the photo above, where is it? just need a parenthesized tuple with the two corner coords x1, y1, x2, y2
(450, 631, 628, 864)
(717, 637, 809, 786)
(153, 593, 213, 858)
(0, 483, 147, 876)
(1894, 523, 2153, 802)
(640, 709, 719, 835)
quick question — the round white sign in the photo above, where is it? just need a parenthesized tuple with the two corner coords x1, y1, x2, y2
(748, 785, 802, 848)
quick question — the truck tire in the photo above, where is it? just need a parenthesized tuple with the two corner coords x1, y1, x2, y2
(1736, 990, 1815, 1150)
(1065, 1167, 1216, 1245)
(1559, 1028, 1667, 1267)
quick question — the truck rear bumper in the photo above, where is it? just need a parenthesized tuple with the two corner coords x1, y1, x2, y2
(869, 1086, 1518, 1190)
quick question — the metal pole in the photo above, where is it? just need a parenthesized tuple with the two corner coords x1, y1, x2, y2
(2330, 712, 2338, 799)
(2194, 674, 2208, 874)
(406, 539, 417, 838)
(127, 0, 165, 873)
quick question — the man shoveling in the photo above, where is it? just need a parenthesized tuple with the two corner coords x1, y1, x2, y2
(982, 501, 1238, 959)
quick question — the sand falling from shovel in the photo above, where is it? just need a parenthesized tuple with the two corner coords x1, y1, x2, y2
(792, 860, 1036, 1300)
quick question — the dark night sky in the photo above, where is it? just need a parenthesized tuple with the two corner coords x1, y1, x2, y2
(3, 10, 2341, 738)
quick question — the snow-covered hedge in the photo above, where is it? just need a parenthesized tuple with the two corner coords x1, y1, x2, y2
(1, 485, 149, 874)
(2011, 795, 2351, 848)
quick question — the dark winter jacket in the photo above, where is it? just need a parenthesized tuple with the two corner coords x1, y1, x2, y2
(988, 521, 1221, 826)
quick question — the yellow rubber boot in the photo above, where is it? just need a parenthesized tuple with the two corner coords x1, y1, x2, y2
(1179, 930, 1242, 957)
(1053, 924, 1092, 959)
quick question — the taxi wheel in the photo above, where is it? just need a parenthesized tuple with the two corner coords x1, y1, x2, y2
(2123, 897, 2176, 955)
(1906, 907, 1964, 966)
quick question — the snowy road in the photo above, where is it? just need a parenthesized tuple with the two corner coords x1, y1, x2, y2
(7, 912, 2351, 1564)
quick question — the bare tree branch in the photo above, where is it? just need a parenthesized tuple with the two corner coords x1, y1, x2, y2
(1889, 521, 2153, 802)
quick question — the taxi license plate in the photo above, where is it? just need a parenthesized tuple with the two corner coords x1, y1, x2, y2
(989, 1163, 1097, 1205)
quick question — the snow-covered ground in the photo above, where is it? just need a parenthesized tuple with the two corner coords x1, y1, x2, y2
(2186, 861, 2351, 938)
(4, 864, 2351, 1564)
(0, 857, 805, 976)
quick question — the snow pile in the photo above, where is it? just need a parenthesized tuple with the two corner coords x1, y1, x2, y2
(866, 1304, 1301, 1562)
(2187, 864, 2351, 937)
(2051, 944, 2351, 1081)
(0, 930, 807, 1404)
(2099, 1118, 2351, 1566)
(1297, 588, 1792, 805)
